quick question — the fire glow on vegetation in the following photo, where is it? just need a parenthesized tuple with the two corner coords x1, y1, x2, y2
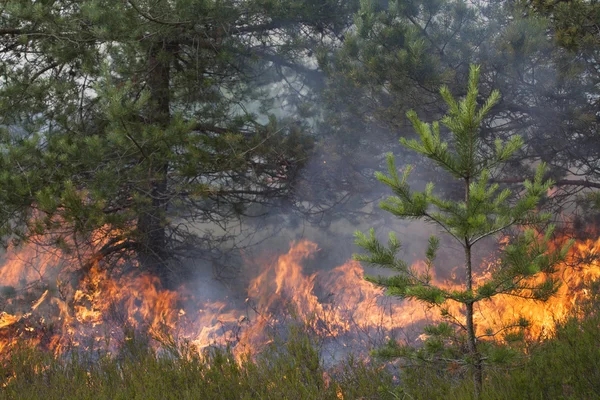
(1, 234, 599, 360)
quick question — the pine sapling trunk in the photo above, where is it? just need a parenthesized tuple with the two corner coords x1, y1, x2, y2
(465, 245, 483, 397)
(465, 177, 483, 397)
(137, 40, 171, 279)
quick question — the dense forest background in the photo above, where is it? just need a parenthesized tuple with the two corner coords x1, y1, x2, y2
(3, 0, 600, 279)
(2, 0, 600, 398)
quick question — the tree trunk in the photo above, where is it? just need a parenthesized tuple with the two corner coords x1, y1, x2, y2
(466, 298, 483, 398)
(465, 177, 483, 398)
(137, 40, 172, 279)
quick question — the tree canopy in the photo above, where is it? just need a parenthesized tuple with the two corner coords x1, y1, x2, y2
(1, 0, 599, 279)
(0, 0, 358, 280)
(319, 0, 600, 229)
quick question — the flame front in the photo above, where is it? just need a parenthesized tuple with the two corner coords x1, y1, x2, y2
(1, 234, 599, 360)
(473, 238, 600, 339)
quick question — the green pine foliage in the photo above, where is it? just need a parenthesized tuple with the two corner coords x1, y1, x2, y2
(322, 0, 600, 232)
(354, 64, 573, 395)
(0, 0, 357, 275)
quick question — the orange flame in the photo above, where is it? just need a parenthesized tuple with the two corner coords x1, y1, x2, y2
(0, 234, 599, 360)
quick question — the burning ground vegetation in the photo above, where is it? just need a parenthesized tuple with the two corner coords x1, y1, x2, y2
(1, 230, 600, 398)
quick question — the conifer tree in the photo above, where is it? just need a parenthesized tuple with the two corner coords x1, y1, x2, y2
(0, 0, 357, 281)
(323, 0, 600, 230)
(353, 65, 573, 396)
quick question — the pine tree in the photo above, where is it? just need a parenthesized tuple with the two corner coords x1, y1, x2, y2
(0, 0, 357, 282)
(353, 65, 573, 397)
(323, 0, 600, 231)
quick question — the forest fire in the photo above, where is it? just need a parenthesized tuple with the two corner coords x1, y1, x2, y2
(0, 234, 599, 361)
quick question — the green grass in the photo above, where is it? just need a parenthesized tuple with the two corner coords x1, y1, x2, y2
(3, 311, 600, 400)
(0, 326, 397, 400)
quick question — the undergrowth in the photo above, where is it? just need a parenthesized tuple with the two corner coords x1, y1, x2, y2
(2, 309, 600, 400)
(0, 326, 397, 400)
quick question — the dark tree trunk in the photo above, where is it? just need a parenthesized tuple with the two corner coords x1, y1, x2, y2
(465, 177, 483, 398)
(466, 300, 482, 398)
(137, 40, 172, 279)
